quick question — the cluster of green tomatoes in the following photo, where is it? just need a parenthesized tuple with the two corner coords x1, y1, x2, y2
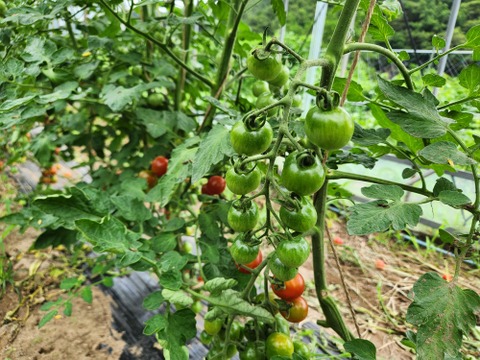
(200, 47, 355, 359)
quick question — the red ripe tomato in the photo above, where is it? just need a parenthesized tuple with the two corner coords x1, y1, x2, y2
(271, 273, 305, 301)
(202, 175, 226, 195)
(237, 250, 263, 274)
(281, 296, 308, 323)
(151, 156, 168, 177)
(138, 170, 158, 189)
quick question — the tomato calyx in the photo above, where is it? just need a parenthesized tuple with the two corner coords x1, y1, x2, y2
(251, 47, 273, 62)
(296, 150, 317, 171)
(315, 89, 340, 111)
(244, 113, 268, 132)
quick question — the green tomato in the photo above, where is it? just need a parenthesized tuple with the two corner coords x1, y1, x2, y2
(200, 330, 213, 345)
(269, 253, 298, 282)
(255, 93, 277, 117)
(268, 66, 289, 88)
(205, 318, 223, 335)
(0, 1, 7, 16)
(227, 200, 259, 232)
(229, 321, 244, 341)
(292, 94, 302, 108)
(247, 50, 282, 81)
(230, 236, 260, 265)
(304, 106, 354, 151)
(276, 236, 310, 268)
(265, 332, 294, 359)
(252, 81, 270, 97)
(147, 93, 164, 108)
(191, 300, 203, 314)
(131, 64, 143, 77)
(240, 343, 266, 360)
(293, 340, 311, 359)
(226, 165, 262, 195)
(279, 196, 317, 233)
(230, 119, 273, 156)
(280, 151, 325, 196)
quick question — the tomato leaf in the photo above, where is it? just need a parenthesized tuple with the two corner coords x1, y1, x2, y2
(348, 185, 422, 235)
(418, 141, 476, 166)
(143, 290, 164, 311)
(406, 272, 480, 360)
(191, 125, 235, 183)
(332, 78, 365, 102)
(162, 289, 193, 307)
(438, 191, 472, 207)
(432, 178, 457, 196)
(458, 64, 480, 95)
(81, 286, 93, 304)
(203, 277, 238, 295)
(111, 195, 152, 222)
(270, 0, 286, 26)
(38, 310, 58, 329)
(75, 217, 142, 265)
(344, 338, 377, 360)
(377, 77, 452, 138)
(33, 228, 77, 249)
(60, 277, 81, 290)
(465, 24, 480, 48)
(207, 289, 275, 323)
(352, 123, 390, 146)
(101, 82, 163, 112)
(143, 314, 168, 336)
(422, 74, 446, 88)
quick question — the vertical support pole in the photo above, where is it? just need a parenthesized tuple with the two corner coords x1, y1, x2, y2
(303, 1, 328, 112)
(434, 0, 461, 94)
(278, 0, 289, 44)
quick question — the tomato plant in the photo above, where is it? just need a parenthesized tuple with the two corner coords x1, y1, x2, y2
(2, 0, 479, 359)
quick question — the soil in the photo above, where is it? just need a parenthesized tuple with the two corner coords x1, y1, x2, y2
(1, 175, 480, 360)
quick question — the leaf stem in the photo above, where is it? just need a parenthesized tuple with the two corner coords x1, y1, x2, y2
(408, 45, 463, 75)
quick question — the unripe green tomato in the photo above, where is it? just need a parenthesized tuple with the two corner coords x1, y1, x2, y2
(227, 201, 259, 232)
(230, 236, 260, 264)
(280, 151, 325, 196)
(226, 166, 262, 195)
(0, 1, 7, 16)
(252, 81, 270, 97)
(147, 93, 164, 108)
(265, 332, 294, 359)
(304, 106, 354, 151)
(191, 300, 203, 314)
(131, 64, 143, 77)
(256, 93, 277, 117)
(279, 196, 317, 233)
(230, 120, 273, 156)
(247, 51, 282, 81)
(204, 318, 223, 335)
(268, 66, 289, 88)
(240, 343, 266, 360)
(292, 94, 302, 108)
(276, 236, 310, 268)
(269, 253, 298, 281)
(229, 321, 244, 341)
(293, 340, 311, 358)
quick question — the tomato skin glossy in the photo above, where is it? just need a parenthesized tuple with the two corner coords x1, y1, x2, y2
(265, 332, 294, 359)
(202, 175, 226, 195)
(305, 106, 354, 151)
(269, 253, 298, 281)
(230, 236, 260, 265)
(280, 151, 325, 196)
(204, 318, 223, 335)
(252, 81, 270, 97)
(255, 93, 277, 117)
(147, 93, 164, 108)
(227, 201, 259, 232)
(279, 196, 317, 232)
(271, 273, 305, 301)
(247, 52, 282, 81)
(151, 156, 168, 177)
(276, 237, 310, 268)
(230, 120, 273, 156)
(237, 250, 263, 274)
(281, 296, 308, 323)
(268, 66, 289, 88)
(226, 166, 262, 195)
